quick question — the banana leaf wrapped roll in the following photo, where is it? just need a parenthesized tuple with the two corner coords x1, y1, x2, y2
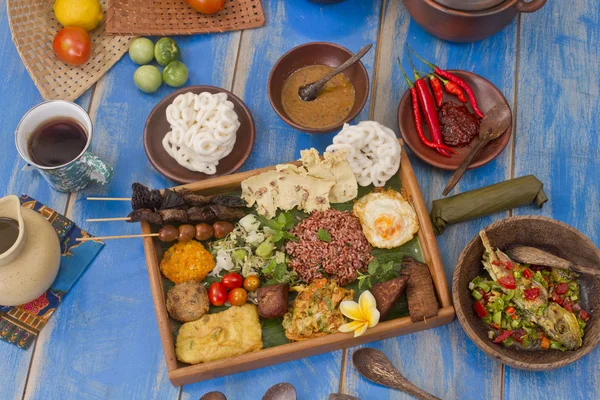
(430, 175, 548, 235)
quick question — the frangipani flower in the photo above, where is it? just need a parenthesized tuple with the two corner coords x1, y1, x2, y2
(338, 290, 380, 337)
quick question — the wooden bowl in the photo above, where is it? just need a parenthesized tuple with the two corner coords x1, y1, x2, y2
(403, 0, 547, 42)
(267, 42, 369, 134)
(397, 70, 511, 170)
(144, 86, 255, 184)
(453, 216, 600, 370)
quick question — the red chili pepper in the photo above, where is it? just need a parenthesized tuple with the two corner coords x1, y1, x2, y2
(406, 48, 451, 157)
(504, 261, 514, 271)
(563, 300, 573, 313)
(555, 283, 568, 295)
(429, 75, 443, 107)
(436, 74, 467, 103)
(498, 275, 516, 290)
(494, 330, 513, 343)
(492, 260, 501, 266)
(523, 268, 534, 279)
(398, 59, 456, 154)
(474, 300, 488, 318)
(580, 310, 590, 322)
(410, 49, 485, 118)
(506, 307, 515, 315)
(524, 288, 540, 300)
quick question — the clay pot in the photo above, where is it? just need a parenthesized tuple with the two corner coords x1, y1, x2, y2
(404, 0, 547, 42)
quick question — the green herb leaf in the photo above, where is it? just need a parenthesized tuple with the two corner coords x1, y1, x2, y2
(368, 259, 380, 275)
(317, 228, 332, 242)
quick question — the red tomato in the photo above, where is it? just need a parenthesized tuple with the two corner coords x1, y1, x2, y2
(186, 0, 225, 14)
(555, 282, 568, 295)
(504, 261, 514, 270)
(498, 275, 516, 290)
(523, 268, 534, 279)
(53, 27, 91, 66)
(580, 309, 590, 322)
(243, 275, 260, 292)
(208, 282, 227, 306)
(474, 300, 487, 318)
(493, 330, 513, 343)
(221, 273, 243, 291)
(523, 287, 540, 300)
(228, 288, 248, 306)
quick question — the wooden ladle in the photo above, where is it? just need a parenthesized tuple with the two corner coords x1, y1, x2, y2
(352, 348, 440, 400)
(506, 246, 600, 278)
(298, 44, 372, 102)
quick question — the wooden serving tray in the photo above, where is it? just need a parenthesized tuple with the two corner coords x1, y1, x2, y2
(141, 146, 455, 386)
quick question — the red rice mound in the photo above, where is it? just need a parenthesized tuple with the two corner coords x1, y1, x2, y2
(285, 209, 373, 286)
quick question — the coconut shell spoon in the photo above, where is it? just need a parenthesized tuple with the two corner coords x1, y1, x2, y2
(506, 246, 600, 278)
(443, 103, 512, 196)
(352, 348, 440, 400)
(298, 44, 372, 102)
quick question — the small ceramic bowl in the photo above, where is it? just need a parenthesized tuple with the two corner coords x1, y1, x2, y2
(453, 216, 600, 371)
(404, 0, 547, 43)
(397, 70, 511, 170)
(144, 86, 255, 184)
(268, 42, 369, 134)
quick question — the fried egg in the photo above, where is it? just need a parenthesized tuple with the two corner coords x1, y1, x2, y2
(353, 189, 419, 249)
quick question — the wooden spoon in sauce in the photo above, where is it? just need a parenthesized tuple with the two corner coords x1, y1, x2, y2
(298, 44, 372, 102)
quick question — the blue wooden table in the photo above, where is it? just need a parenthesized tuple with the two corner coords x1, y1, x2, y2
(1, 0, 599, 399)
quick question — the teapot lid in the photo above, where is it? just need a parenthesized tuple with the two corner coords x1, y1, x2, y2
(434, 0, 506, 12)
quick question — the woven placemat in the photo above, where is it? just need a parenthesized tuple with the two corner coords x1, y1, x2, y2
(106, 0, 265, 36)
(7, 0, 133, 101)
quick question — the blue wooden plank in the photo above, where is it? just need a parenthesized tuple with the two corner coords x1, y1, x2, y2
(506, 0, 600, 398)
(0, 1, 92, 398)
(21, 33, 240, 399)
(342, 0, 519, 398)
(182, 0, 383, 398)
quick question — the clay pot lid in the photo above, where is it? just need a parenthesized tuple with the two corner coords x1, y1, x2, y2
(397, 70, 512, 171)
(433, 0, 506, 12)
(144, 85, 255, 184)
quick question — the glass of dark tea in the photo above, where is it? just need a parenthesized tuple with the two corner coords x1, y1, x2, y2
(15, 101, 113, 192)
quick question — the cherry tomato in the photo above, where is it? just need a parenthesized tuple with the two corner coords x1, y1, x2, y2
(523, 287, 540, 300)
(243, 275, 260, 292)
(474, 300, 487, 318)
(53, 27, 91, 66)
(221, 273, 243, 291)
(498, 275, 516, 290)
(228, 288, 248, 306)
(186, 0, 225, 14)
(208, 282, 227, 306)
(522, 268, 534, 279)
(555, 282, 568, 295)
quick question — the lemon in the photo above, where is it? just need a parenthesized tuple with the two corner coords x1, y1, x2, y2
(54, 0, 104, 31)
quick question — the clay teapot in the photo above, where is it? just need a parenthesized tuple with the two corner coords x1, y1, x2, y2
(0, 195, 61, 306)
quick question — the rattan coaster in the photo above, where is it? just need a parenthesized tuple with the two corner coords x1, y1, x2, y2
(7, 0, 133, 101)
(106, 0, 265, 36)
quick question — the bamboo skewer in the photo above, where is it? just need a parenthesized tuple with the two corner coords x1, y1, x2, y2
(86, 217, 132, 222)
(87, 197, 132, 201)
(77, 233, 159, 242)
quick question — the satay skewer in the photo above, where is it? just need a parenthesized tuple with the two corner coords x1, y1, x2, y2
(77, 233, 159, 242)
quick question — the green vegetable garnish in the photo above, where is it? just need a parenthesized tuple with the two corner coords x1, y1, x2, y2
(317, 228, 332, 242)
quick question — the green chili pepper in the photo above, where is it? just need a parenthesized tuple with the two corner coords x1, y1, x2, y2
(493, 311, 502, 325)
(472, 289, 483, 300)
